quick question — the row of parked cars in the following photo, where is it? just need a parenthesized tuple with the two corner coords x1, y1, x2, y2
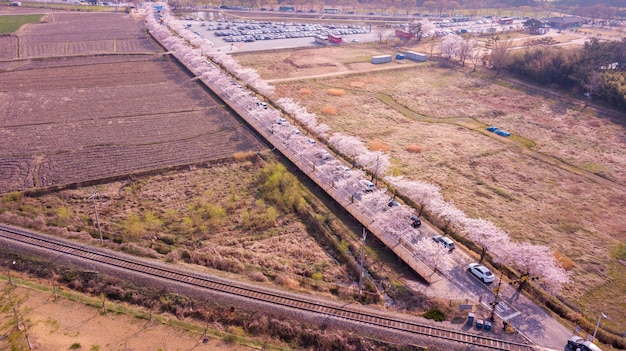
(187, 19, 368, 43)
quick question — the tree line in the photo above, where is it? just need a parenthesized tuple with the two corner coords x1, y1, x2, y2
(507, 37, 626, 110)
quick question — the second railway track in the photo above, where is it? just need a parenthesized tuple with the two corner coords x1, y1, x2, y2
(0, 223, 536, 351)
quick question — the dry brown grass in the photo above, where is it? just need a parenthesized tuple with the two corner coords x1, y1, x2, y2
(233, 151, 256, 161)
(405, 144, 424, 153)
(274, 274, 300, 289)
(369, 140, 390, 152)
(321, 106, 338, 115)
(326, 88, 346, 96)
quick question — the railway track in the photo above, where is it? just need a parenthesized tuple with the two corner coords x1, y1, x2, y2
(0, 223, 536, 351)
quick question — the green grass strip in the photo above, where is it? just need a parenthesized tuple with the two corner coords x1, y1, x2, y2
(0, 14, 44, 34)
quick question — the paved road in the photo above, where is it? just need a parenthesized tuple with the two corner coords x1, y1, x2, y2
(410, 221, 573, 350)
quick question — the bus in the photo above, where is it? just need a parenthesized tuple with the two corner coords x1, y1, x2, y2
(328, 33, 342, 44)
(323, 8, 339, 14)
(497, 17, 513, 25)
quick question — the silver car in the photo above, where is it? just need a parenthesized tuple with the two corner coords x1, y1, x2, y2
(467, 263, 495, 283)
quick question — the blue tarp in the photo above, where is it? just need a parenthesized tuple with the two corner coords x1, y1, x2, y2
(496, 130, 511, 137)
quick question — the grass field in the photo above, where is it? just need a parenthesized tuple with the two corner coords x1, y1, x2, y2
(234, 43, 626, 332)
(0, 13, 43, 33)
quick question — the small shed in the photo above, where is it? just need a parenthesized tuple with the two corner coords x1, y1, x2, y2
(405, 51, 427, 62)
(372, 55, 392, 64)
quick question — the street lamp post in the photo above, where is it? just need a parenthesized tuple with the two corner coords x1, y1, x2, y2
(592, 312, 608, 340)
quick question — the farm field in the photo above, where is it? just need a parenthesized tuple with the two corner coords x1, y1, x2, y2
(233, 44, 626, 331)
(0, 11, 266, 192)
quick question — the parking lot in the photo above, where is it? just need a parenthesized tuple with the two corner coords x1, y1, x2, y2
(178, 17, 383, 52)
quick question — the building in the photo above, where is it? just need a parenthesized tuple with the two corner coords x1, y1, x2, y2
(544, 16, 583, 30)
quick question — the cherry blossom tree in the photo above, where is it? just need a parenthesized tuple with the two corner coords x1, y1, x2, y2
(412, 237, 453, 273)
(376, 205, 414, 240)
(440, 34, 464, 60)
(358, 189, 390, 215)
(428, 197, 467, 233)
(500, 241, 569, 294)
(355, 151, 390, 182)
(329, 133, 368, 159)
(386, 176, 441, 215)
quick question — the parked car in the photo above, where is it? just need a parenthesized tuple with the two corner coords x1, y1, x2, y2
(360, 179, 375, 192)
(567, 336, 602, 351)
(410, 215, 421, 228)
(467, 263, 495, 283)
(433, 235, 455, 251)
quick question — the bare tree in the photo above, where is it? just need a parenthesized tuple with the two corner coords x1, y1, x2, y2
(487, 35, 513, 75)
(457, 38, 476, 66)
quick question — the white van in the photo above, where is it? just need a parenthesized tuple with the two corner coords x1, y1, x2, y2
(433, 235, 455, 251)
(360, 180, 375, 192)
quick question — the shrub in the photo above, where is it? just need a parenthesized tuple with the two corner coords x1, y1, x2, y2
(369, 140, 390, 152)
(249, 271, 268, 282)
(405, 144, 423, 153)
(424, 308, 445, 321)
(554, 251, 575, 270)
(321, 106, 337, 115)
(233, 151, 256, 161)
(326, 88, 345, 96)
(70, 343, 81, 349)
(275, 274, 300, 289)
(2, 191, 22, 203)
(311, 272, 324, 281)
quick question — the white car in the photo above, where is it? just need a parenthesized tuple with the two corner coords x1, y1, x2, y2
(467, 263, 495, 283)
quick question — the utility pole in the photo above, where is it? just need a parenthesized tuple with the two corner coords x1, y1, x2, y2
(8, 260, 15, 285)
(89, 188, 103, 244)
(489, 272, 503, 322)
(358, 228, 367, 299)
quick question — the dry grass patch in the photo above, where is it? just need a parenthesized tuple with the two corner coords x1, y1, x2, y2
(327, 88, 346, 96)
(554, 251, 575, 271)
(321, 106, 338, 115)
(233, 151, 256, 161)
(405, 144, 424, 153)
(299, 87, 312, 95)
(369, 140, 390, 152)
(274, 274, 300, 289)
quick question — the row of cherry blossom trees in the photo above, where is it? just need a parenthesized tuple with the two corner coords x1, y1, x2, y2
(386, 176, 569, 293)
(146, 3, 568, 293)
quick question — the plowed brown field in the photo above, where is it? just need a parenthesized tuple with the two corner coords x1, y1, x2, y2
(0, 11, 266, 192)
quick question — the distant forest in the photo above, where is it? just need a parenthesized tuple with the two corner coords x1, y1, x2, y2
(194, 0, 626, 19)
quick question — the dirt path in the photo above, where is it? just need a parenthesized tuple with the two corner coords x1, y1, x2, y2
(265, 59, 421, 83)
